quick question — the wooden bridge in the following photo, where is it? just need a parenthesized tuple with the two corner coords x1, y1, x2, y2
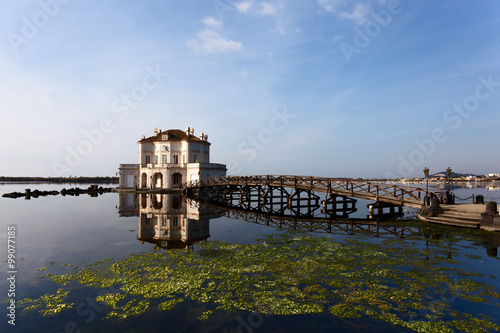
(181, 175, 447, 213)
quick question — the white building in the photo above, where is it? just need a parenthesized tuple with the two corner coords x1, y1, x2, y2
(119, 127, 226, 189)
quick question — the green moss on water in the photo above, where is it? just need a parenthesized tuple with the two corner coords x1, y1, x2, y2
(95, 293, 126, 309)
(23, 289, 73, 316)
(19, 231, 500, 332)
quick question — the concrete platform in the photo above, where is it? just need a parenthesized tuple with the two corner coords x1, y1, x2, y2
(418, 203, 500, 232)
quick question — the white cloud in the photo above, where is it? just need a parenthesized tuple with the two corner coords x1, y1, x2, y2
(235, 1, 252, 13)
(318, 1, 373, 25)
(338, 3, 371, 25)
(202, 17, 222, 28)
(188, 15, 244, 54)
(187, 30, 242, 53)
(318, 0, 344, 13)
(260, 2, 282, 16)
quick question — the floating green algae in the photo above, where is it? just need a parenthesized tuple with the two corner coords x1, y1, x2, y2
(21, 288, 74, 316)
(19, 231, 500, 332)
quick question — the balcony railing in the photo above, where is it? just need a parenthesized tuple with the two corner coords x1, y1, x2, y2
(141, 163, 184, 168)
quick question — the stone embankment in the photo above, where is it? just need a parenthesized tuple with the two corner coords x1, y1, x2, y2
(418, 198, 500, 232)
(0, 176, 118, 183)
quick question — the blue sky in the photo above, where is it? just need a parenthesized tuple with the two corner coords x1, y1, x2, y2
(1, 0, 499, 178)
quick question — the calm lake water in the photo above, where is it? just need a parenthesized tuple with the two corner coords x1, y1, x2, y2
(1, 182, 499, 333)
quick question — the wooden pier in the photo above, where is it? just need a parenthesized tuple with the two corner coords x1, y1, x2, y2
(182, 175, 447, 208)
(182, 175, 500, 231)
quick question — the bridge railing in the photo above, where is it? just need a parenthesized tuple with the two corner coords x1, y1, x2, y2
(181, 175, 447, 205)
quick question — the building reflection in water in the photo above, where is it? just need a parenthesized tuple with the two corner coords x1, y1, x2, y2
(118, 193, 499, 258)
(118, 193, 221, 250)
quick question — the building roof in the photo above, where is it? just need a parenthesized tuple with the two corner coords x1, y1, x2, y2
(138, 129, 210, 144)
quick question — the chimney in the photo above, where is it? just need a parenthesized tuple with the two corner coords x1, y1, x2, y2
(154, 128, 159, 135)
(190, 128, 194, 135)
(204, 134, 208, 141)
(200, 132, 204, 140)
(186, 127, 191, 135)
(141, 135, 145, 140)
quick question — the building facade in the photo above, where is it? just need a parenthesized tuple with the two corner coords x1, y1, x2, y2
(119, 127, 226, 189)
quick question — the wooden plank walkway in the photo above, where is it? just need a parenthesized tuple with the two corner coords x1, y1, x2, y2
(182, 175, 447, 208)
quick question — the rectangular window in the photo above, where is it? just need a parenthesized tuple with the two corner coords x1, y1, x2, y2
(154, 155, 159, 165)
(173, 216, 178, 227)
(173, 155, 179, 165)
(162, 135, 167, 140)
(162, 219, 167, 227)
(193, 153, 199, 163)
(162, 155, 168, 165)
(145, 155, 151, 164)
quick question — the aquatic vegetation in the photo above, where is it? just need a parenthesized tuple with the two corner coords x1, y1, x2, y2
(21, 289, 73, 316)
(19, 231, 500, 332)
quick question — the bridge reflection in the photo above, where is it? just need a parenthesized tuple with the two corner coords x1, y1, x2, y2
(185, 195, 420, 239)
(117, 193, 499, 257)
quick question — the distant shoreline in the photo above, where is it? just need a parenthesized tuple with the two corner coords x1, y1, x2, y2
(0, 176, 118, 184)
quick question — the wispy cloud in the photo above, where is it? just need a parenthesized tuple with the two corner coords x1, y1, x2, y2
(235, 1, 282, 16)
(202, 17, 222, 28)
(187, 16, 242, 53)
(260, 1, 282, 16)
(235, 1, 252, 13)
(338, 3, 371, 25)
(318, 0, 344, 13)
(318, 0, 372, 25)
(187, 30, 242, 53)
(275, 21, 286, 35)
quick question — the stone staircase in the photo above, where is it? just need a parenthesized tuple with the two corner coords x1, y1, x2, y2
(419, 204, 484, 228)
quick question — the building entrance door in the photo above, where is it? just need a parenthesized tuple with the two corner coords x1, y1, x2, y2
(126, 174, 134, 188)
